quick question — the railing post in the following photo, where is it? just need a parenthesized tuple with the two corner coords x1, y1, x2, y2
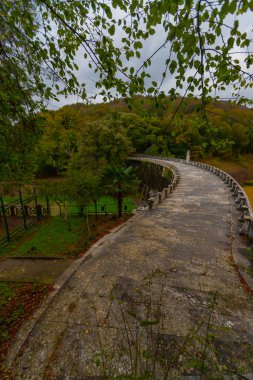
(34, 187, 40, 221)
(0, 195, 11, 241)
(19, 189, 27, 230)
(148, 198, 154, 210)
(240, 214, 253, 238)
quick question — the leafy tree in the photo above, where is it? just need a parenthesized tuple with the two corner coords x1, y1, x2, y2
(68, 118, 134, 172)
(103, 166, 139, 218)
(63, 118, 133, 219)
(0, 116, 42, 181)
(2, 0, 253, 110)
(35, 98, 253, 173)
(42, 180, 75, 220)
(67, 171, 102, 229)
(118, 112, 162, 153)
(36, 108, 78, 176)
(2, 0, 253, 179)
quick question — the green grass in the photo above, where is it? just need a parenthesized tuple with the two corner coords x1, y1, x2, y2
(2, 195, 135, 207)
(2, 194, 136, 214)
(0, 283, 21, 343)
(1, 196, 20, 204)
(0, 212, 132, 361)
(1, 213, 131, 259)
(2, 217, 86, 258)
(9, 305, 24, 323)
(0, 283, 13, 307)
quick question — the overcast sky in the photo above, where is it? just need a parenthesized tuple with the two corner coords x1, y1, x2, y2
(46, 5, 253, 110)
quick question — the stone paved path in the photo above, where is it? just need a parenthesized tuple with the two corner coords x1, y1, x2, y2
(4, 162, 253, 379)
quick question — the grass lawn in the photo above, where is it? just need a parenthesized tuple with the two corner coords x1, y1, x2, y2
(50, 195, 136, 216)
(1, 217, 87, 258)
(2, 194, 136, 218)
(1, 214, 131, 259)
(1, 196, 20, 204)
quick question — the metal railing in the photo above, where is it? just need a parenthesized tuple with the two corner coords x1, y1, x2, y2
(0, 189, 50, 244)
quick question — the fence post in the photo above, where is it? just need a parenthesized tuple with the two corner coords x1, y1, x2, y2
(0, 196, 11, 241)
(19, 189, 27, 230)
(46, 195, 50, 215)
(34, 188, 40, 221)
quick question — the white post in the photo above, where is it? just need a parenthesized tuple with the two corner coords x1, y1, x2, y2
(186, 150, 190, 163)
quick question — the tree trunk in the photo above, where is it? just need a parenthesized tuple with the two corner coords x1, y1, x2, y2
(86, 208, 90, 236)
(118, 191, 123, 218)
(64, 205, 68, 220)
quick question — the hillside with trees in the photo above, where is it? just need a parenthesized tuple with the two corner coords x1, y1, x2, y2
(32, 97, 253, 179)
(1, 0, 253, 184)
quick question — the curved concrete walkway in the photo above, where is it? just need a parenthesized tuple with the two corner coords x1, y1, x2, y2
(4, 162, 253, 379)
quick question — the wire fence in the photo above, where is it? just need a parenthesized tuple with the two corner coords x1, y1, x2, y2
(0, 189, 50, 244)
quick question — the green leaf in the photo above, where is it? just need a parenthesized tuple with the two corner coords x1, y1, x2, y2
(134, 41, 143, 49)
(227, 36, 234, 50)
(101, 4, 112, 19)
(108, 24, 115, 36)
(169, 60, 177, 74)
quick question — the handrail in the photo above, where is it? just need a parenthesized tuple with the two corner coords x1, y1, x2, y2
(130, 154, 253, 239)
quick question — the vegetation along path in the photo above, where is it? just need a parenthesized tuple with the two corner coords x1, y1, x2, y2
(3, 161, 253, 379)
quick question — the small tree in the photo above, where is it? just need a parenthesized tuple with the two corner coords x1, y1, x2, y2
(42, 180, 75, 221)
(103, 166, 139, 218)
(69, 172, 102, 233)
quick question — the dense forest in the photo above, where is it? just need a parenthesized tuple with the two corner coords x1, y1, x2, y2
(35, 97, 253, 177)
(1, 0, 253, 186)
(1, 96, 253, 192)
